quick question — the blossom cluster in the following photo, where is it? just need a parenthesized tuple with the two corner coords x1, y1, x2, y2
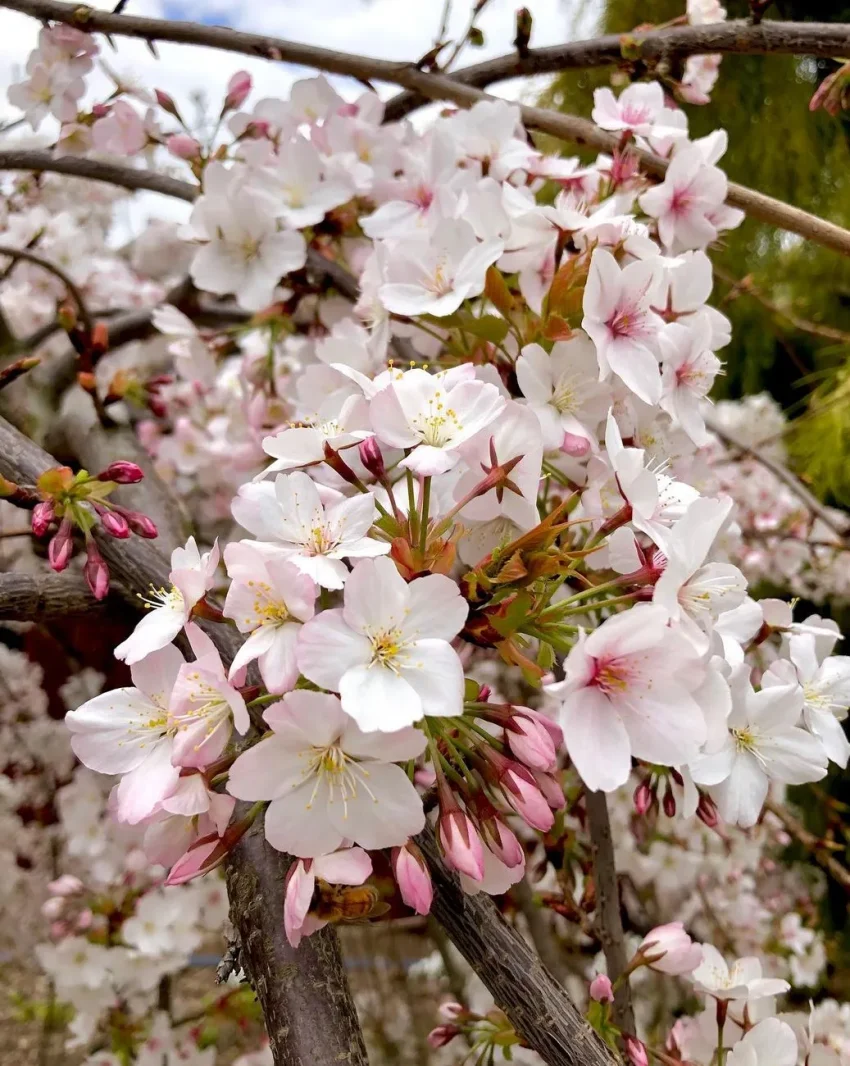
(5, 9, 850, 1066)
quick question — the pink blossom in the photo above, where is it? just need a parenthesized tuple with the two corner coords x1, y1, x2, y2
(392, 842, 433, 915)
(638, 922, 703, 975)
(284, 848, 372, 948)
(589, 974, 614, 1003)
(91, 101, 147, 156)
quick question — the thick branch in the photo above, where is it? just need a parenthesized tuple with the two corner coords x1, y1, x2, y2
(417, 824, 618, 1066)
(0, 412, 366, 1066)
(585, 790, 635, 1036)
(706, 417, 850, 541)
(1, 2, 849, 256)
(0, 571, 112, 619)
(384, 20, 850, 120)
(225, 817, 369, 1066)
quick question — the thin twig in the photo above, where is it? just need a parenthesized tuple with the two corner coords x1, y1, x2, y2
(764, 797, 850, 893)
(707, 417, 850, 541)
(585, 790, 635, 1036)
(2, 0, 850, 257)
(0, 242, 92, 335)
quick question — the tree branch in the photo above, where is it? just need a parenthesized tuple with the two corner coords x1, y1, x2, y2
(705, 417, 850, 542)
(416, 824, 619, 1066)
(585, 790, 635, 1037)
(384, 20, 850, 121)
(2, 1, 850, 257)
(0, 241, 93, 335)
(764, 797, 850, 893)
(0, 571, 113, 619)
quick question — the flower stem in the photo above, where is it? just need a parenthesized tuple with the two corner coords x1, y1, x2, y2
(419, 475, 431, 555)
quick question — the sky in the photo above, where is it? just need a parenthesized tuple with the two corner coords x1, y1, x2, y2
(0, 0, 600, 233)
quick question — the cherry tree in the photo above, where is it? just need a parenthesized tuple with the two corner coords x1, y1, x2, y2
(0, 2, 850, 1066)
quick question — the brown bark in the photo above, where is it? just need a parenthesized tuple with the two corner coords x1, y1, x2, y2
(585, 790, 635, 1036)
(417, 824, 619, 1066)
(0, 571, 112, 618)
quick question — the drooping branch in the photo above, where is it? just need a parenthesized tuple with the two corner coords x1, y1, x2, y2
(585, 790, 635, 1036)
(2, 2, 850, 257)
(384, 20, 850, 121)
(417, 824, 619, 1066)
(705, 417, 850, 542)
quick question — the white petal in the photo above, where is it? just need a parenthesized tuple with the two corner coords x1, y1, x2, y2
(327, 763, 425, 849)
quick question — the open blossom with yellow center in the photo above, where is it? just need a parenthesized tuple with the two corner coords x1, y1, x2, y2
(227, 690, 427, 858)
(297, 555, 469, 732)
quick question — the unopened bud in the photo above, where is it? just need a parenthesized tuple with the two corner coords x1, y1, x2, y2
(438, 788, 485, 882)
(48, 874, 83, 896)
(561, 431, 591, 457)
(155, 88, 181, 119)
(662, 784, 676, 818)
(358, 436, 385, 480)
(427, 1025, 460, 1049)
(96, 461, 144, 484)
(97, 506, 130, 539)
(84, 539, 110, 600)
(31, 499, 55, 537)
(624, 1035, 649, 1066)
(633, 779, 653, 816)
(506, 709, 559, 772)
(223, 70, 252, 112)
(113, 505, 158, 539)
(167, 133, 202, 161)
(589, 973, 614, 1003)
(48, 519, 74, 571)
(392, 841, 433, 916)
(696, 791, 719, 828)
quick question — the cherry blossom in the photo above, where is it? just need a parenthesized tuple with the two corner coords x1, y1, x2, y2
(227, 690, 426, 856)
(692, 945, 790, 1002)
(284, 848, 373, 948)
(297, 556, 468, 732)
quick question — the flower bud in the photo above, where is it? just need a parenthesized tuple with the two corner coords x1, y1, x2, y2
(469, 793, 524, 869)
(531, 768, 566, 812)
(155, 88, 181, 118)
(427, 1025, 459, 1049)
(438, 1002, 465, 1021)
(84, 539, 110, 600)
(41, 896, 65, 919)
(392, 841, 433, 916)
(31, 499, 55, 537)
(662, 784, 676, 819)
(506, 709, 558, 772)
(167, 133, 202, 161)
(358, 436, 385, 480)
(438, 795, 485, 882)
(636, 922, 702, 976)
(48, 519, 74, 571)
(96, 506, 130, 539)
(113, 505, 158, 539)
(96, 461, 144, 484)
(477, 684, 491, 702)
(224, 70, 252, 111)
(624, 1035, 649, 1066)
(165, 834, 223, 885)
(633, 779, 653, 815)
(696, 791, 719, 828)
(561, 431, 591, 458)
(48, 874, 83, 896)
(498, 761, 554, 832)
(589, 974, 614, 1003)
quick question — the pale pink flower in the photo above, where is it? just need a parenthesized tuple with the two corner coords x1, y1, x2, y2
(91, 100, 147, 155)
(227, 689, 426, 856)
(259, 136, 352, 228)
(726, 1019, 797, 1066)
(223, 541, 317, 692)
(545, 604, 707, 792)
(369, 365, 505, 476)
(639, 145, 728, 251)
(592, 82, 688, 152)
(8, 63, 84, 129)
(658, 317, 722, 445)
(581, 248, 663, 404)
(638, 922, 703, 975)
(297, 556, 468, 732)
(691, 945, 790, 1002)
(115, 536, 220, 665)
(259, 394, 372, 476)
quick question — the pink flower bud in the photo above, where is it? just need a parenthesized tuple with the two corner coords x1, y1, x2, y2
(427, 1025, 459, 1049)
(113, 505, 158, 539)
(41, 896, 65, 919)
(97, 506, 130, 539)
(96, 461, 144, 484)
(84, 539, 110, 600)
(167, 133, 202, 161)
(472, 797, 524, 868)
(438, 1002, 465, 1021)
(75, 908, 93, 931)
(624, 1035, 649, 1066)
(392, 842, 433, 916)
(589, 974, 614, 1003)
(155, 88, 180, 117)
(531, 768, 566, 811)
(697, 791, 719, 828)
(165, 834, 224, 885)
(506, 710, 558, 772)
(91, 102, 109, 119)
(358, 436, 385, 480)
(477, 684, 491, 702)
(633, 779, 653, 815)
(48, 874, 83, 896)
(561, 431, 590, 457)
(637, 922, 702, 976)
(31, 499, 55, 537)
(438, 806, 485, 882)
(224, 70, 252, 111)
(662, 784, 676, 818)
(48, 519, 74, 571)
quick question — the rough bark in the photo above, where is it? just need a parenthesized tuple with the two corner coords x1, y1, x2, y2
(417, 824, 619, 1066)
(225, 817, 369, 1066)
(0, 571, 113, 618)
(585, 791, 635, 1036)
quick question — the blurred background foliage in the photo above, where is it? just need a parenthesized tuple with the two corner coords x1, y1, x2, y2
(540, 0, 850, 506)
